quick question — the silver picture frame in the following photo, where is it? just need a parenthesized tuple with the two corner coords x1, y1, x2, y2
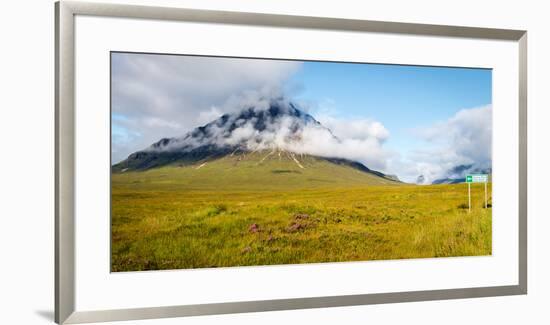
(55, 1, 528, 324)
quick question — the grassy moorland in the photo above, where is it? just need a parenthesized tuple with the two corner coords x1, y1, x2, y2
(111, 153, 491, 271)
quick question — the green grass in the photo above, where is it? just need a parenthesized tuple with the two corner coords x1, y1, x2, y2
(111, 153, 491, 271)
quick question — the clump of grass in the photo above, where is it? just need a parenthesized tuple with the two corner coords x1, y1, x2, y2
(457, 203, 469, 209)
(205, 204, 227, 217)
(286, 213, 317, 232)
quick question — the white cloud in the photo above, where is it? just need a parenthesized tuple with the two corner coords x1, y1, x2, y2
(299, 115, 391, 171)
(395, 105, 492, 184)
(142, 117, 181, 129)
(111, 53, 301, 163)
(196, 106, 223, 125)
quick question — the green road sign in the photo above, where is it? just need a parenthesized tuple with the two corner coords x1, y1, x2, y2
(466, 174, 488, 183)
(466, 174, 489, 212)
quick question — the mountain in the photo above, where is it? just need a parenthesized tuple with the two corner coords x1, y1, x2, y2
(112, 100, 400, 185)
(420, 164, 492, 185)
(431, 177, 466, 185)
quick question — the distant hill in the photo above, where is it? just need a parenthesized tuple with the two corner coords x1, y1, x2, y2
(417, 164, 492, 185)
(113, 100, 400, 186)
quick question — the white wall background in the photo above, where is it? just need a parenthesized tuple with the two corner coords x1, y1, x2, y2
(0, 0, 547, 324)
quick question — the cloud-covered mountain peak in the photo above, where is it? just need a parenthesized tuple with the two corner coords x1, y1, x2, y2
(146, 99, 335, 154)
(114, 96, 399, 177)
(112, 98, 400, 184)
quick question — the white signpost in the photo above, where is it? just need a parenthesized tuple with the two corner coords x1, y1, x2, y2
(465, 174, 489, 212)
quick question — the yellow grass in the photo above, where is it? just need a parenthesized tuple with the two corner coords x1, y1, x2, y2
(111, 164, 491, 271)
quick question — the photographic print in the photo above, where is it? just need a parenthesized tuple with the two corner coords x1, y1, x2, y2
(111, 52, 492, 272)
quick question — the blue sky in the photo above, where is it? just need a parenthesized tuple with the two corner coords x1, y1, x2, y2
(289, 61, 491, 156)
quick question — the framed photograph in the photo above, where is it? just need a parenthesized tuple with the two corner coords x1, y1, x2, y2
(55, 1, 527, 324)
